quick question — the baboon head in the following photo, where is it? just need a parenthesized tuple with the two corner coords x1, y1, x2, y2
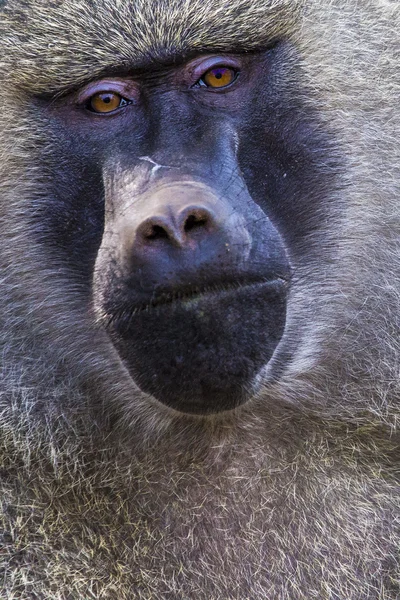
(38, 36, 337, 416)
(1, 1, 370, 421)
(50, 48, 312, 415)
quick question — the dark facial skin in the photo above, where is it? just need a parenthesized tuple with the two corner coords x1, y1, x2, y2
(38, 46, 334, 414)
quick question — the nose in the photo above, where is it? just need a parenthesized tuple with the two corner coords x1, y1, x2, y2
(123, 181, 232, 261)
(135, 204, 218, 248)
(117, 181, 249, 294)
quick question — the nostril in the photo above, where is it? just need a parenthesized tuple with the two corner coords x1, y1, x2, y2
(181, 207, 216, 235)
(184, 213, 208, 233)
(146, 224, 170, 240)
(136, 217, 172, 243)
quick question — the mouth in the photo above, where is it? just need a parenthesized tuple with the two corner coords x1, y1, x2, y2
(100, 277, 288, 414)
(104, 277, 288, 326)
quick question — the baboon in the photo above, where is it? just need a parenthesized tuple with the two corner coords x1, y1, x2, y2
(0, 0, 399, 598)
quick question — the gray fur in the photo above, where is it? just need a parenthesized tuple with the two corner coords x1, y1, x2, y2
(0, 1, 399, 598)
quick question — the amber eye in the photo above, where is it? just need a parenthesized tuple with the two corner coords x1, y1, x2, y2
(201, 67, 237, 89)
(88, 92, 129, 113)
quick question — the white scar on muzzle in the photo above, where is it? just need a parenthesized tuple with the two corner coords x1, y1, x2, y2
(138, 156, 174, 176)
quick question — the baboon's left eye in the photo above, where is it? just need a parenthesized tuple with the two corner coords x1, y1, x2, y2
(87, 92, 130, 113)
(200, 67, 238, 89)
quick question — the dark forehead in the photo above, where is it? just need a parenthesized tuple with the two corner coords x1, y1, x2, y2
(0, 0, 301, 92)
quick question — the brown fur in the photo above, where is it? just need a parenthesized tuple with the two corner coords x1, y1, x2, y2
(0, 1, 399, 598)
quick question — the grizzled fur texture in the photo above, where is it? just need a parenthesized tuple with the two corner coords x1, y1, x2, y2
(0, 1, 399, 599)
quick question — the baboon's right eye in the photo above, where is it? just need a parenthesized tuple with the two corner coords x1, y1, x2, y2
(87, 92, 131, 114)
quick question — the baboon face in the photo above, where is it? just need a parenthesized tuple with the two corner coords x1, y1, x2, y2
(38, 45, 333, 415)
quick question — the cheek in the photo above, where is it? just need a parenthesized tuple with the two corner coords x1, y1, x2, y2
(32, 159, 105, 278)
(237, 106, 340, 256)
